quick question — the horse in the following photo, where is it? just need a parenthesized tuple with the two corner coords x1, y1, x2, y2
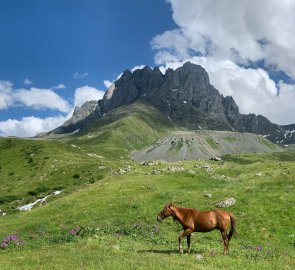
(157, 203, 236, 254)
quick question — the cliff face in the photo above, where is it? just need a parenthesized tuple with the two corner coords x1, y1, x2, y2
(49, 62, 286, 142)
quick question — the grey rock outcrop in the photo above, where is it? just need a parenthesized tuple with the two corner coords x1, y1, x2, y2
(47, 62, 286, 142)
(49, 100, 100, 134)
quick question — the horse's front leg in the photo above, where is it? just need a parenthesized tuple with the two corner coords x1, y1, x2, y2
(178, 229, 193, 254)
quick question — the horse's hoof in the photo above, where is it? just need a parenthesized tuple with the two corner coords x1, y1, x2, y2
(179, 249, 183, 254)
(187, 249, 191, 254)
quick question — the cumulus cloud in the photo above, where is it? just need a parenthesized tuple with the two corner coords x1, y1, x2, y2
(0, 81, 71, 113)
(154, 0, 295, 78)
(151, 0, 295, 125)
(74, 86, 105, 107)
(73, 72, 89, 79)
(0, 115, 67, 137)
(24, 78, 32, 85)
(13, 88, 71, 113)
(52, 83, 66, 90)
(0, 81, 13, 109)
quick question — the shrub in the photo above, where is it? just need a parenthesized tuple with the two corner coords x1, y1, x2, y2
(28, 190, 38, 196)
(36, 186, 49, 193)
(0, 195, 19, 204)
(53, 186, 64, 191)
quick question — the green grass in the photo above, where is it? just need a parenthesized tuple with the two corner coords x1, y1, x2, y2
(0, 150, 294, 269)
(0, 137, 109, 214)
(0, 104, 294, 269)
(259, 137, 278, 150)
(224, 136, 237, 143)
(206, 137, 219, 149)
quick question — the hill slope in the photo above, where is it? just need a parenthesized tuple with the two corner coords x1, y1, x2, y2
(0, 151, 294, 269)
(132, 131, 282, 162)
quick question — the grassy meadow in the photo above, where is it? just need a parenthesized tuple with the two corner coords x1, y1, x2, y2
(0, 134, 294, 269)
(0, 105, 294, 269)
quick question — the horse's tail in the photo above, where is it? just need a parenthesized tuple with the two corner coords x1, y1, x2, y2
(227, 213, 237, 241)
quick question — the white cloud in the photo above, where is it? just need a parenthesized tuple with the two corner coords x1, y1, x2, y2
(0, 115, 67, 137)
(74, 86, 105, 107)
(73, 72, 89, 79)
(52, 84, 66, 90)
(103, 80, 113, 88)
(24, 78, 32, 85)
(13, 88, 71, 113)
(154, 0, 295, 78)
(0, 81, 13, 109)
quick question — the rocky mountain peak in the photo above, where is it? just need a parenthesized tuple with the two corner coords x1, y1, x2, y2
(48, 62, 286, 143)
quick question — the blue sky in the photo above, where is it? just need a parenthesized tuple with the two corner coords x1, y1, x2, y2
(0, 0, 174, 121)
(1, 0, 295, 136)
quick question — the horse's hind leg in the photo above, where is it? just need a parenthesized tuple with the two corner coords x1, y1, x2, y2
(220, 230, 229, 254)
(178, 229, 192, 254)
(187, 234, 191, 253)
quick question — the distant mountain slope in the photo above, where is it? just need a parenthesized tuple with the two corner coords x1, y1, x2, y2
(278, 124, 295, 145)
(131, 130, 282, 162)
(48, 62, 287, 143)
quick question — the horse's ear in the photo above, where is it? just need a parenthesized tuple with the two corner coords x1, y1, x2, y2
(168, 202, 173, 209)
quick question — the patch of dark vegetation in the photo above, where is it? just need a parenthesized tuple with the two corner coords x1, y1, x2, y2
(28, 190, 38, 196)
(169, 138, 183, 152)
(222, 155, 260, 164)
(0, 195, 19, 204)
(53, 186, 65, 191)
(270, 151, 295, 161)
(73, 173, 80, 179)
(28, 186, 50, 196)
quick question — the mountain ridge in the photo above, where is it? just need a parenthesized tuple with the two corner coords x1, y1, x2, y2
(48, 62, 291, 144)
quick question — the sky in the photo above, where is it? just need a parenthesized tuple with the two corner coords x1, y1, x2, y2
(1, 0, 295, 137)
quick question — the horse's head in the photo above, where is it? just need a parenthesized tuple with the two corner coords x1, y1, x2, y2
(157, 203, 174, 222)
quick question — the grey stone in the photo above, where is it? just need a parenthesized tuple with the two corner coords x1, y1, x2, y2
(215, 198, 236, 208)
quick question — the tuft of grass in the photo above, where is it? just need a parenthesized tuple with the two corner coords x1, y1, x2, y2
(206, 137, 218, 149)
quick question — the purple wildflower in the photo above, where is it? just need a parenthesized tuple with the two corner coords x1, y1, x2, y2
(0, 235, 24, 249)
(256, 245, 262, 251)
(68, 227, 80, 236)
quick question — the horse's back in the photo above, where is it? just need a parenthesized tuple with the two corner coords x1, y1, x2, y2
(193, 209, 230, 232)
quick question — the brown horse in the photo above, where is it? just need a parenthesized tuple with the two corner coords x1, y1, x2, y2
(157, 203, 236, 254)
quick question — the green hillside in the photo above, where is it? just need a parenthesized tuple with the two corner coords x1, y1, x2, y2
(0, 103, 294, 269)
(67, 102, 175, 156)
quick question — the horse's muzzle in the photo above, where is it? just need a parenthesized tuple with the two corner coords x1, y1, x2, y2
(157, 215, 162, 222)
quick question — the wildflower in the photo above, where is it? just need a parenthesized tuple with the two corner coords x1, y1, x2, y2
(256, 245, 262, 251)
(0, 235, 24, 249)
(68, 227, 80, 236)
